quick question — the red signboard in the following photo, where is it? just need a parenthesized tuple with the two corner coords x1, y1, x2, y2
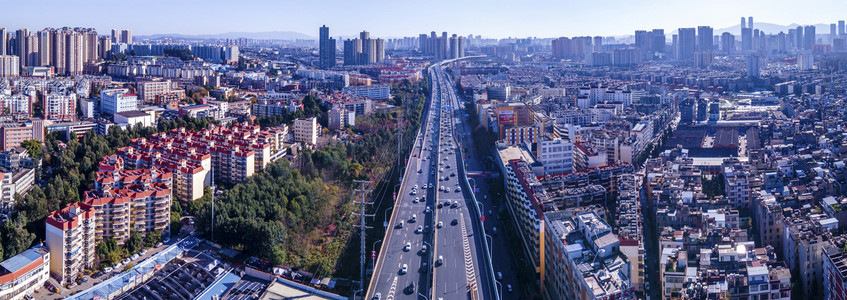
(371, 251, 376, 259)
(498, 110, 515, 126)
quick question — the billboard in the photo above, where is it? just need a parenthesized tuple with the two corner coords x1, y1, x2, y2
(498, 109, 515, 126)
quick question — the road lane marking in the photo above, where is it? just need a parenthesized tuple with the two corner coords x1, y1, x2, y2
(386, 276, 398, 300)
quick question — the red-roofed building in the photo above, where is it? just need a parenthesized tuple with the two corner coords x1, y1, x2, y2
(45, 202, 96, 285)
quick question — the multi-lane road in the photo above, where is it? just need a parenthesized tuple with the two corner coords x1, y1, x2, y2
(367, 61, 494, 300)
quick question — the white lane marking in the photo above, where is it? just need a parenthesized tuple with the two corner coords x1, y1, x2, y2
(386, 276, 398, 300)
(459, 213, 478, 296)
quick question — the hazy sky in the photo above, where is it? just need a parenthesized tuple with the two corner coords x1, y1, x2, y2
(2, 0, 846, 38)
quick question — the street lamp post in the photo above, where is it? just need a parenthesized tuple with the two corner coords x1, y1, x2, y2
(383, 207, 392, 228)
(371, 240, 382, 270)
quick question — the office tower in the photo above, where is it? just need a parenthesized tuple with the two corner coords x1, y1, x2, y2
(748, 16, 754, 29)
(677, 28, 695, 61)
(15, 29, 29, 65)
(796, 26, 804, 50)
(697, 26, 713, 51)
(111, 29, 118, 43)
(742, 27, 753, 51)
(98, 36, 111, 59)
(65, 32, 84, 75)
(804, 25, 815, 50)
(721, 32, 735, 55)
(0, 55, 19, 77)
(747, 54, 761, 78)
(741, 17, 746, 29)
(0, 28, 6, 56)
(120, 29, 132, 44)
(318, 25, 336, 69)
(840, 21, 845, 36)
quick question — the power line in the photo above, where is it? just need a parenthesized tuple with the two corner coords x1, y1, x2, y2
(352, 180, 373, 295)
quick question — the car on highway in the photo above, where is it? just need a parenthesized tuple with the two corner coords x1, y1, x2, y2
(397, 222, 403, 229)
(437, 255, 443, 266)
(410, 214, 416, 222)
(400, 264, 408, 274)
(416, 225, 423, 233)
(373, 293, 381, 300)
(507, 284, 513, 293)
(425, 206, 431, 214)
(414, 197, 419, 203)
(404, 242, 411, 252)
(497, 272, 503, 280)
(404, 281, 415, 294)
(456, 187, 462, 192)
(437, 221, 443, 228)
(420, 244, 427, 255)
(452, 218, 458, 225)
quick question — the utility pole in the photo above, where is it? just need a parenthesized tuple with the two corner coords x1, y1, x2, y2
(353, 180, 373, 295)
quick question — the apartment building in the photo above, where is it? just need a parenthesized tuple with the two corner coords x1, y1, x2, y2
(724, 160, 752, 210)
(0, 245, 50, 300)
(328, 107, 355, 131)
(42, 92, 77, 122)
(537, 135, 574, 175)
(137, 80, 175, 103)
(45, 202, 96, 285)
(0, 120, 45, 151)
(83, 155, 172, 244)
(543, 211, 636, 300)
(294, 117, 319, 145)
(117, 122, 286, 203)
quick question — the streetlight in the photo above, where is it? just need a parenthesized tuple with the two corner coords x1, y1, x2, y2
(371, 240, 382, 270)
(418, 293, 428, 300)
(494, 280, 503, 299)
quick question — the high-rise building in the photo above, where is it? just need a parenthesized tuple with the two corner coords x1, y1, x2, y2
(721, 32, 735, 55)
(697, 26, 713, 51)
(343, 31, 383, 65)
(741, 17, 746, 29)
(0, 28, 6, 56)
(37, 30, 50, 66)
(51, 29, 66, 75)
(840, 20, 846, 37)
(25, 34, 38, 67)
(593, 36, 603, 53)
(747, 54, 761, 78)
(14, 29, 28, 65)
(449, 34, 459, 59)
(318, 25, 336, 69)
(742, 27, 753, 51)
(0, 55, 19, 77)
(120, 29, 132, 44)
(111, 29, 118, 43)
(45, 202, 96, 285)
(677, 28, 696, 61)
(832, 23, 838, 44)
(65, 31, 84, 75)
(748, 16, 754, 29)
(796, 26, 804, 50)
(98, 36, 111, 59)
(804, 25, 816, 50)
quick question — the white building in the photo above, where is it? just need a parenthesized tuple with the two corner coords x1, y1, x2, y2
(342, 84, 391, 100)
(79, 98, 95, 119)
(537, 136, 574, 175)
(99, 88, 138, 115)
(114, 110, 155, 128)
(0, 245, 50, 300)
(294, 117, 319, 145)
(328, 107, 355, 131)
(0, 55, 20, 78)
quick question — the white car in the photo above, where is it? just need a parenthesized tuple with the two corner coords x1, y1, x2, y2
(437, 221, 443, 228)
(416, 226, 423, 233)
(456, 187, 462, 193)
(401, 264, 408, 274)
(425, 207, 431, 214)
(404, 242, 411, 251)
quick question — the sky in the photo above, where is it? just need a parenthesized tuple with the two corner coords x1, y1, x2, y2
(2, 0, 847, 39)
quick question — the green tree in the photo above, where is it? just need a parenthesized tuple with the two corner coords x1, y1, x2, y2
(126, 232, 143, 254)
(21, 140, 42, 159)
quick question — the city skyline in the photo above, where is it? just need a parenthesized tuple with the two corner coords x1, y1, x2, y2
(1, 0, 846, 39)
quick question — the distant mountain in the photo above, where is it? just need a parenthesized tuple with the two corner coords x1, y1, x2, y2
(715, 22, 832, 35)
(137, 31, 315, 41)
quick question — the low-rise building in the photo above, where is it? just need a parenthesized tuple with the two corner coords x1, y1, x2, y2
(0, 245, 50, 300)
